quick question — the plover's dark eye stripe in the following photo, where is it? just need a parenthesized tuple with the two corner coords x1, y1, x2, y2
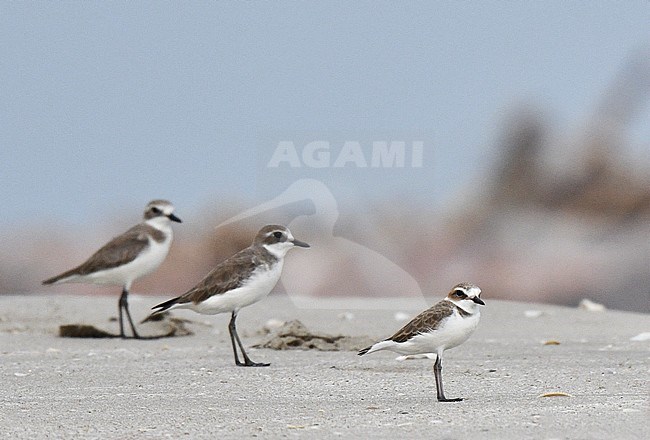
(151, 207, 161, 214)
(273, 231, 283, 239)
(453, 290, 467, 297)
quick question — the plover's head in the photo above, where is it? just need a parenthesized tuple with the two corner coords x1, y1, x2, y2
(446, 282, 485, 313)
(143, 200, 182, 224)
(255, 224, 310, 258)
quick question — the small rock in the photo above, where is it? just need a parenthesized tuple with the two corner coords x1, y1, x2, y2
(263, 318, 285, 333)
(630, 332, 650, 342)
(394, 312, 410, 321)
(524, 310, 543, 318)
(578, 298, 606, 312)
(265, 318, 285, 328)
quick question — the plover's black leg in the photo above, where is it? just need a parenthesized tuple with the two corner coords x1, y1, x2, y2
(119, 288, 141, 339)
(228, 312, 243, 365)
(118, 290, 126, 338)
(228, 311, 269, 367)
(434, 355, 462, 402)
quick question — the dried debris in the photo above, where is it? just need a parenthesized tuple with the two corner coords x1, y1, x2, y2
(539, 392, 572, 398)
(139, 312, 196, 337)
(59, 324, 117, 338)
(253, 320, 373, 352)
(543, 340, 561, 345)
(60, 312, 195, 339)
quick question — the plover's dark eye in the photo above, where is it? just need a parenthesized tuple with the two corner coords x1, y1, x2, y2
(273, 231, 283, 239)
(151, 207, 161, 214)
(454, 290, 466, 297)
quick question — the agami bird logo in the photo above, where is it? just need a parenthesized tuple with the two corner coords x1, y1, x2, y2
(217, 179, 425, 309)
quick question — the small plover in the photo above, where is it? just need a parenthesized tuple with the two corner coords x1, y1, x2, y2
(358, 282, 485, 402)
(42, 200, 182, 338)
(148, 225, 309, 367)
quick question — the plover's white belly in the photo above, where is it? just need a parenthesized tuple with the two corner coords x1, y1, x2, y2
(394, 312, 480, 355)
(80, 236, 171, 287)
(191, 262, 284, 315)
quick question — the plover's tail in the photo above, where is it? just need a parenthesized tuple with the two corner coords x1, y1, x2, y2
(151, 296, 181, 313)
(358, 346, 372, 356)
(358, 339, 396, 356)
(141, 296, 182, 323)
(42, 275, 61, 285)
(42, 268, 81, 285)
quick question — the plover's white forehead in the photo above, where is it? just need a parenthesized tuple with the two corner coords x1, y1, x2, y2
(467, 286, 482, 297)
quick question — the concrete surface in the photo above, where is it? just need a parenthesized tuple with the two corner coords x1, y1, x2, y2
(1, 293, 648, 439)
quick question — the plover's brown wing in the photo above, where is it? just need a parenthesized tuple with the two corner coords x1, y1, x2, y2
(173, 248, 261, 305)
(388, 300, 456, 343)
(43, 224, 156, 284)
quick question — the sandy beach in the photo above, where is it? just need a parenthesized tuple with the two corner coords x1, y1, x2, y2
(1, 293, 648, 439)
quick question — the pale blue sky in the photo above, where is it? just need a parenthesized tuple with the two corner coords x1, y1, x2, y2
(1, 1, 648, 228)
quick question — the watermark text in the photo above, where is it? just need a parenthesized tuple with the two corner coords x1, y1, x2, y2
(267, 141, 424, 168)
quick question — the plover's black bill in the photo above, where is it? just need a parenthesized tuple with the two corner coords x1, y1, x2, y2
(292, 239, 310, 248)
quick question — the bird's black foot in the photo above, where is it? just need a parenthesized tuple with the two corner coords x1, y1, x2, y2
(229, 312, 270, 367)
(236, 360, 270, 367)
(438, 397, 463, 402)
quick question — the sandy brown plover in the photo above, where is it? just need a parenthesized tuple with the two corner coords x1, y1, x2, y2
(358, 282, 485, 402)
(42, 200, 182, 339)
(148, 225, 309, 367)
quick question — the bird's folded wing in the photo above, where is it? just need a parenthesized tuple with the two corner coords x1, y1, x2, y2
(72, 225, 152, 275)
(388, 301, 454, 343)
(177, 249, 258, 304)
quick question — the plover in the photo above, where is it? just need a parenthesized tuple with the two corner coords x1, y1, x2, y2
(358, 282, 485, 402)
(42, 200, 182, 339)
(148, 225, 309, 367)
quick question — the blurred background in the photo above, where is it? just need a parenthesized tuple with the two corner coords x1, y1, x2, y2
(1, 2, 648, 312)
